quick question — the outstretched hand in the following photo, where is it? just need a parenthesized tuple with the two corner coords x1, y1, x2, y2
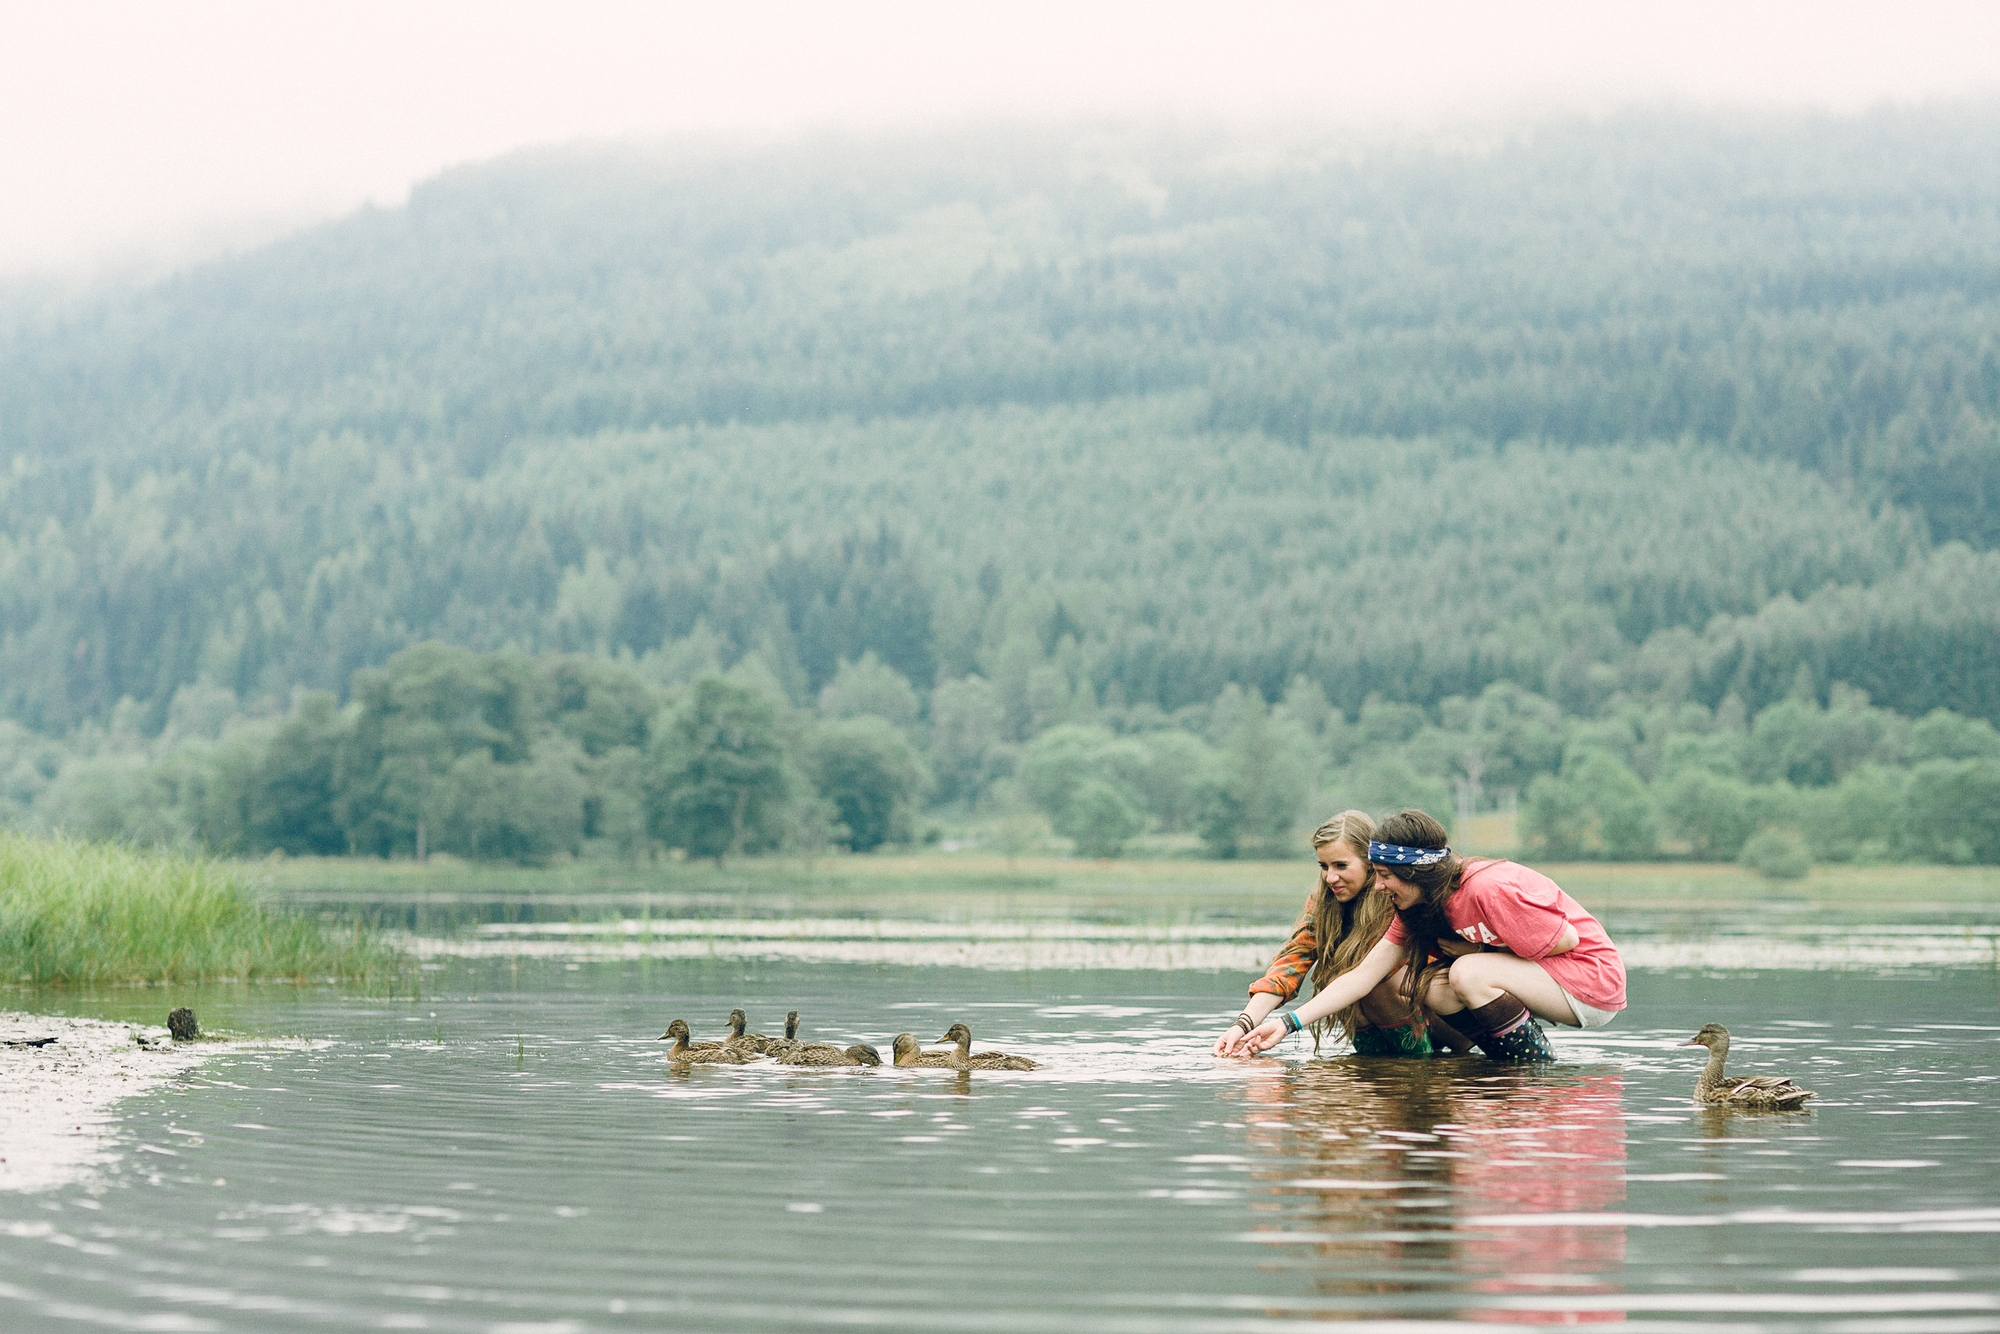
(1216, 1017, 1286, 1058)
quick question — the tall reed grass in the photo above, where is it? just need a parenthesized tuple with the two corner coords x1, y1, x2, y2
(0, 833, 391, 985)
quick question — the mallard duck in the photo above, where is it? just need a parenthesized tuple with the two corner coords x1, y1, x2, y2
(724, 1008, 782, 1055)
(658, 1017, 726, 1054)
(660, 1019, 752, 1066)
(777, 1041, 881, 1067)
(1682, 1023, 1814, 1108)
(752, 1010, 806, 1058)
(891, 1033, 958, 1068)
(941, 1022, 1040, 1071)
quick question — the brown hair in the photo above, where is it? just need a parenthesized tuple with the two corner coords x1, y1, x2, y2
(1369, 809, 1477, 1010)
(1305, 810, 1391, 1043)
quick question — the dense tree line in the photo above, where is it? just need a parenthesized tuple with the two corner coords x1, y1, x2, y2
(1, 111, 1998, 847)
(9, 643, 1996, 867)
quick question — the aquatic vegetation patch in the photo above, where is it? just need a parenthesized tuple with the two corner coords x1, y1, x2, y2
(0, 833, 391, 985)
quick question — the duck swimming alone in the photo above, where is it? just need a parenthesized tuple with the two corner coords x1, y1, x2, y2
(891, 1033, 958, 1068)
(661, 1018, 753, 1066)
(940, 1022, 1039, 1071)
(1683, 1023, 1815, 1108)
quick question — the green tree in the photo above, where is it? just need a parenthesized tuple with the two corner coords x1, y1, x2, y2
(1740, 826, 1812, 880)
(643, 676, 790, 863)
(1331, 756, 1454, 832)
(1522, 750, 1657, 860)
(245, 692, 355, 855)
(818, 652, 922, 732)
(543, 657, 658, 757)
(32, 754, 189, 847)
(928, 674, 1008, 806)
(1063, 779, 1143, 858)
(434, 740, 589, 864)
(1655, 767, 1766, 861)
(1900, 759, 2000, 863)
(1131, 730, 1217, 831)
(1909, 709, 2000, 762)
(581, 744, 651, 859)
(1197, 693, 1313, 859)
(1016, 725, 1148, 820)
(1796, 764, 1904, 863)
(336, 644, 542, 857)
(802, 716, 928, 852)
(1744, 690, 1900, 788)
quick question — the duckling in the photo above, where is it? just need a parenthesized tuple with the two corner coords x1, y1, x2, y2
(1682, 1023, 1814, 1109)
(660, 1019, 752, 1066)
(940, 1022, 1040, 1071)
(777, 1041, 882, 1068)
(891, 1033, 958, 1068)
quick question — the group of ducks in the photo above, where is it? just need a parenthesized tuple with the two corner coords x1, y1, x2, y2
(659, 1010, 1041, 1071)
(658, 1012, 1808, 1106)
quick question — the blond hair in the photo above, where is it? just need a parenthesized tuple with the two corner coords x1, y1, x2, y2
(1306, 810, 1393, 1044)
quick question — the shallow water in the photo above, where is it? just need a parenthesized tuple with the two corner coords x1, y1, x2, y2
(4, 961, 1997, 1332)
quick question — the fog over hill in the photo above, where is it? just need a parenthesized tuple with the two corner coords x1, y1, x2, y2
(1, 110, 1996, 743)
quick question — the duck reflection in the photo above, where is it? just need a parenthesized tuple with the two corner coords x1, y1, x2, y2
(1232, 1059, 1627, 1324)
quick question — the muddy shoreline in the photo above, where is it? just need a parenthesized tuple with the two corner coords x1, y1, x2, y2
(0, 1011, 215, 1194)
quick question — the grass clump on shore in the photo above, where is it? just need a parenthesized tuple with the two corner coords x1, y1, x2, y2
(0, 833, 392, 986)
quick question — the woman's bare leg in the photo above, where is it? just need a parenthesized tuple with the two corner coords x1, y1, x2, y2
(1357, 973, 1417, 1030)
(1430, 953, 1579, 1027)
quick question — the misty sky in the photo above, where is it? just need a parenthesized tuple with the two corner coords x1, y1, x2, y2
(5, 0, 1999, 277)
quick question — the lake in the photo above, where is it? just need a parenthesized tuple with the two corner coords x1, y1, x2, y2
(3, 881, 1998, 1332)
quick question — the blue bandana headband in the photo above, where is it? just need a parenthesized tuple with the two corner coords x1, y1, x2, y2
(1368, 841, 1449, 867)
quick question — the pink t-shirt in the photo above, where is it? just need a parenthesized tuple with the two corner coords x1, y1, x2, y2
(1383, 860, 1626, 1012)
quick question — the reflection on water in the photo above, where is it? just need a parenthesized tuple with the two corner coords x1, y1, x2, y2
(1232, 1061, 1628, 1324)
(2, 962, 1997, 1332)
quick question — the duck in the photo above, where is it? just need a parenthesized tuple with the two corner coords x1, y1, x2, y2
(891, 1033, 958, 1068)
(660, 1019, 752, 1066)
(724, 1008, 781, 1055)
(658, 1016, 727, 1055)
(755, 1010, 806, 1058)
(776, 1041, 882, 1068)
(940, 1022, 1040, 1071)
(1682, 1023, 1814, 1108)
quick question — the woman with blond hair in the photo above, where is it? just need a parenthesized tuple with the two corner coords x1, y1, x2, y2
(1213, 810, 1446, 1058)
(1224, 809, 1626, 1063)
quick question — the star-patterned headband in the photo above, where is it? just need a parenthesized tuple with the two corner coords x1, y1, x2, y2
(1367, 841, 1450, 867)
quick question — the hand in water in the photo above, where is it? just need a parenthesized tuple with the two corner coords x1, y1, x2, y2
(1215, 1018, 1283, 1057)
(1231, 1018, 1286, 1056)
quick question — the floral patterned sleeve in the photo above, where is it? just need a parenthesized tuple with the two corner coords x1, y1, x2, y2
(1248, 896, 1319, 1000)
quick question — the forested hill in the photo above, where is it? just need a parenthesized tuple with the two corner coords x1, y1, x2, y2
(2, 109, 1999, 738)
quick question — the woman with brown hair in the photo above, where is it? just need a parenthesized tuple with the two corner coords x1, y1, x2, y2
(1213, 810, 1443, 1059)
(1222, 809, 1626, 1063)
